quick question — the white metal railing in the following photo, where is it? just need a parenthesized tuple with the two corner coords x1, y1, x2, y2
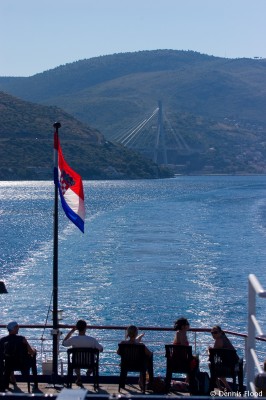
(247, 274, 266, 391)
(0, 325, 251, 379)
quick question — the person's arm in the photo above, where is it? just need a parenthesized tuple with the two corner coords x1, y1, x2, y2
(144, 345, 152, 357)
(94, 339, 103, 352)
(117, 341, 122, 355)
(62, 327, 76, 347)
(136, 333, 144, 343)
(23, 338, 36, 356)
(173, 332, 179, 344)
(117, 340, 126, 355)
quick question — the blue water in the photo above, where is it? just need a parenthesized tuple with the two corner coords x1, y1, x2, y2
(1, 176, 266, 338)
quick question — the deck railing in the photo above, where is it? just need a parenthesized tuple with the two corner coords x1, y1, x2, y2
(247, 274, 266, 391)
(0, 324, 259, 382)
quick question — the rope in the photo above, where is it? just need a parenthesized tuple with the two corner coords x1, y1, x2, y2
(40, 291, 53, 360)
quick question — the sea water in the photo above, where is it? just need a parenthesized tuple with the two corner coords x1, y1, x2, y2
(1, 176, 266, 369)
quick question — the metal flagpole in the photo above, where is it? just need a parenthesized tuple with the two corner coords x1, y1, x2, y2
(52, 121, 61, 379)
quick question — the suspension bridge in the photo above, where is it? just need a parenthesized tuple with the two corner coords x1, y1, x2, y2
(109, 101, 191, 165)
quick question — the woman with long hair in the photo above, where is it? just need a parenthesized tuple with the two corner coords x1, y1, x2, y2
(173, 317, 190, 346)
(209, 325, 237, 391)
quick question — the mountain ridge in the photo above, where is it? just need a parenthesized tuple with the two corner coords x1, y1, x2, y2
(1, 50, 266, 175)
(1, 50, 265, 127)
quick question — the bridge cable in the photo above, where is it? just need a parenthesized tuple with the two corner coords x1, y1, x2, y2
(121, 108, 159, 146)
(113, 108, 159, 145)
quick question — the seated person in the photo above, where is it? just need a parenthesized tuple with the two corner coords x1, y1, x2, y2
(209, 325, 238, 391)
(172, 317, 198, 390)
(62, 319, 103, 386)
(0, 321, 38, 390)
(117, 325, 154, 389)
(173, 317, 190, 345)
(255, 360, 266, 396)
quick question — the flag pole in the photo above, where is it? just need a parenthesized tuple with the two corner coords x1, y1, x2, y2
(52, 121, 61, 379)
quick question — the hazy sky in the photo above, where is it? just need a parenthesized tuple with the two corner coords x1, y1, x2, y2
(1, 0, 266, 77)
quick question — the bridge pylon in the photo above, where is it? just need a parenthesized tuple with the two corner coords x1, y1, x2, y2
(153, 101, 168, 164)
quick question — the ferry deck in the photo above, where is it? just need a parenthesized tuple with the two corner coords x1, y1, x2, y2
(0, 275, 265, 398)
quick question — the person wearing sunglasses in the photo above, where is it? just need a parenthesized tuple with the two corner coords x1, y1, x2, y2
(210, 326, 235, 350)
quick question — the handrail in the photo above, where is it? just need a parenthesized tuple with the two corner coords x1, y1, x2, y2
(247, 274, 266, 391)
(0, 324, 251, 335)
(0, 325, 255, 377)
(1, 322, 266, 385)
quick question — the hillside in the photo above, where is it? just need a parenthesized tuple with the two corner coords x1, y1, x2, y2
(1, 50, 266, 126)
(1, 50, 266, 174)
(0, 92, 171, 180)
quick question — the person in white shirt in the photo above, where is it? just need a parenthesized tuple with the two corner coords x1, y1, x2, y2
(62, 319, 103, 385)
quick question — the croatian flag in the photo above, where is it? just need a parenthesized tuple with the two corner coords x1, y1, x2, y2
(54, 131, 85, 233)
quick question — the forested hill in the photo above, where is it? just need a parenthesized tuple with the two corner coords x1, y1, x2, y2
(0, 51, 214, 101)
(0, 91, 171, 180)
(0, 50, 266, 130)
(1, 50, 266, 175)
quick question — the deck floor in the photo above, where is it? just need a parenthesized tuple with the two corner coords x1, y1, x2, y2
(4, 381, 190, 397)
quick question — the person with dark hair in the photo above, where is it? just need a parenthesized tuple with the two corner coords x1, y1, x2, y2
(172, 317, 200, 392)
(210, 325, 235, 350)
(209, 325, 237, 390)
(62, 319, 103, 350)
(62, 319, 103, 386)
(173, 317, 190, 345)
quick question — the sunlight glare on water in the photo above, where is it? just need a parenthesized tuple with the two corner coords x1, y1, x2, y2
(1, 176, 266, 336)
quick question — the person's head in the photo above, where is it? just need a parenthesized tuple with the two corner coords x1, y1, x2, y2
(76, 320, 87, 333)
(7, 321, 19, 334)
(126, 325, 138, 339)
(211, 325, 224, 338)
(174, 317, 190, 331)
